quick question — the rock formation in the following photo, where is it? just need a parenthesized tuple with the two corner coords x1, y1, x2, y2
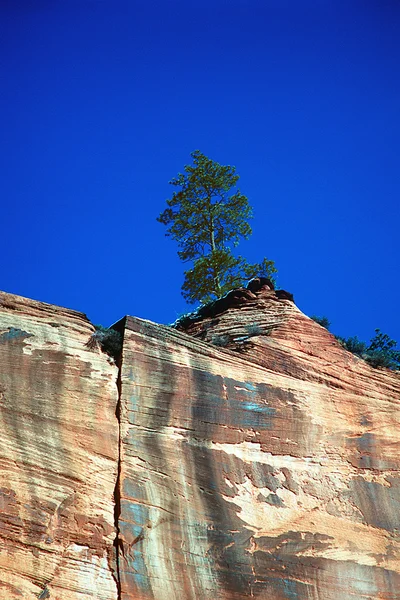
(0, 292, 119, 599)
(1, 286, 399, 599)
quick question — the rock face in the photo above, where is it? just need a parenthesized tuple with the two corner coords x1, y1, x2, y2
(117, 287, 400, 600)
(0, 292, 119, 599)
(1, 288, 400, 599)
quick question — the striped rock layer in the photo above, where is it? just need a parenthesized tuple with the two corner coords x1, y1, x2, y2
(0, 292, 119, 599)
(1, 288, 400, 599)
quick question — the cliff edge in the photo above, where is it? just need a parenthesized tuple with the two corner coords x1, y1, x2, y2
(1, 288, 399, 599)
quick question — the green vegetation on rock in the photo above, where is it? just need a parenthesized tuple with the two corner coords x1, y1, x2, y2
(157, 150, 276, 304)
(311, 314, 400, 371)
(310, 315, 331, 330)
(87, 325, 123, 361)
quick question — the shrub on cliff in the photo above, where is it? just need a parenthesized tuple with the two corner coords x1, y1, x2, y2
(364, 329, 400, 370)
(310, 315, 331, 330)
(310, 313, 399, 370)
(336, 335, 366, 357)
(337, 329, 399, 370)
(157, 150, 277, 304)
(87, 325, 122, 361)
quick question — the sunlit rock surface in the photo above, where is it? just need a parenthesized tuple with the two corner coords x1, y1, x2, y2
(1, 287, 400, 599)
(0, 292, 119, 599)
(118, 284, 400, 600)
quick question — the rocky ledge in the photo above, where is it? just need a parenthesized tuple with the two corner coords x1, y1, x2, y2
(1, 288, 399, 600)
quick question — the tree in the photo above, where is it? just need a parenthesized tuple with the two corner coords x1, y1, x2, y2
(310, 315, 331, 330)
(365, 329, 400, 369)
(339, 335, 367, 357)
(157, 150, 277, 304)
(335, 328, 400, 370)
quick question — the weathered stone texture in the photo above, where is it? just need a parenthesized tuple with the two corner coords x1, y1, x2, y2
(0, 292, 119, 599)
(118, 288, 400, 600)
(1, 287, 400, 600)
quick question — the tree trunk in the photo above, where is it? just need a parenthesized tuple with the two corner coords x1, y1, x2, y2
(209, 209, 221, 298)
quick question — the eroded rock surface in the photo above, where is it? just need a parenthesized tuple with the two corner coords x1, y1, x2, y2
(0, 292, 119, 599)
(1, 287, 400, 600)
(118, 286, 400, 599)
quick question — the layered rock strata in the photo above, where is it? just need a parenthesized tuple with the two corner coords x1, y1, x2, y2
(0, 292, 119, 599)
(1, 287, 400, 600)
(118, 282, 400, 599)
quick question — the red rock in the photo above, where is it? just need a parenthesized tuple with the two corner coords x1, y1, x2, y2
(1, 289, 400, 599)
(0, 292, 119, 599)
(117, 290, 400, 599)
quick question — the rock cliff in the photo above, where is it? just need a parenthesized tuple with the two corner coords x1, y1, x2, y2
(1, 287, 399, 599)
(0, 292, 119, 599)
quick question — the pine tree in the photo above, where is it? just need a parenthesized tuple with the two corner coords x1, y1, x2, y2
(157, 150, 276, 304)
(365, 329, 400, 369)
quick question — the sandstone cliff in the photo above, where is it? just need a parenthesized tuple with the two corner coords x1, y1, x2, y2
(1, 287, 399, 599)
(0, 292, 119, 599)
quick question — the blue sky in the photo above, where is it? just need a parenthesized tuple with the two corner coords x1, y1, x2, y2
(1, 0, 399, 344)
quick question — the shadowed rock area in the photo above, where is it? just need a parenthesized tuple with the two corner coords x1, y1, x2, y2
(1, 288, 400, 599)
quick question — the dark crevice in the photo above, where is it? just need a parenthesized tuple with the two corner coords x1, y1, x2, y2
(110, 317, 126, 600)
(113, 371, 123, 599)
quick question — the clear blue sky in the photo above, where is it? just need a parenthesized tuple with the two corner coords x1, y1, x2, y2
(1, 0, 399, 343)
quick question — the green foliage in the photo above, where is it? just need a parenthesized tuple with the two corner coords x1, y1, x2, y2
(336, 328, 399, 370)
(311, 313, 399, 371)
(87, 325, 123, 361)
(244, 323, 276, 338)
(337, 335, 366, 357)
(245, 324, 264, 337)
(364, 329, 400, 370)
(368, 329, 397, 353)
(310, 315, 331, 330)
(157, 150, 277, 304)
(211, 334, 231, 347)
(182, 252, 276, 305)
(364, 350, 394, 369)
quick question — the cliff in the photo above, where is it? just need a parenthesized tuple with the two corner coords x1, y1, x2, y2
(0, 292, 119, 599)
(1, 287, 399, 599)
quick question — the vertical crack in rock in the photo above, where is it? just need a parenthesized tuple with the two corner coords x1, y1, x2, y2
(113, 369, 122, 599)
(4, 292, 399, 598)
(111, 318, 126, 600)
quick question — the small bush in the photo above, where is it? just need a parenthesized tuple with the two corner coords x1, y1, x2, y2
(338, 335, 367, 357)
(211, 334, 230, 347)
(245, 323, 276, 338)
(364, 350, 395, 369)
(337, 328, 399, 370)
(310, 315, 331, 330)
(245, 324, 264, 337)
(365, 329, 400, 370)
(87, 325, 122, 361)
